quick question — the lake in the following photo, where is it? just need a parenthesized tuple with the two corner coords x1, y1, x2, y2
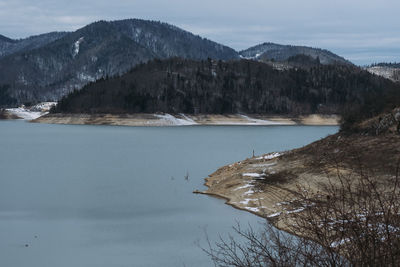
(0, 120, 338, 266)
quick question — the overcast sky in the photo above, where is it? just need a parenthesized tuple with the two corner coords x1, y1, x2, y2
(0, 0, 399, 65)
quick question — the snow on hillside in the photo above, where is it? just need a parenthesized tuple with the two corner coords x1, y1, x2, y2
(73, 37, 84, 58)
(366, 66, 400, 82)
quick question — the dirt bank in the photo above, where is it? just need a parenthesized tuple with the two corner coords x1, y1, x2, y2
(32, 113, 339, 126)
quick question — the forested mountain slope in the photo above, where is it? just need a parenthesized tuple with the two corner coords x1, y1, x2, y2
(53, 58, 399, 115)
(0, 19, 238, 104)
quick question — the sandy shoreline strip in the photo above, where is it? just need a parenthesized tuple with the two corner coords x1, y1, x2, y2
(32, 113, 339, 126)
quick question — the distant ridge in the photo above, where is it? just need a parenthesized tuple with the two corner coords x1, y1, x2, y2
(240, 42, 351, 65)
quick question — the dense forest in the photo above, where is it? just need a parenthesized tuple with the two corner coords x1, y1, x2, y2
(52, 58, 400, 119)
(0, 85, 16, 107)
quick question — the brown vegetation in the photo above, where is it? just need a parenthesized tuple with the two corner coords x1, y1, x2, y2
(203, 108, 400, 266)
(205, 163, 400, 266)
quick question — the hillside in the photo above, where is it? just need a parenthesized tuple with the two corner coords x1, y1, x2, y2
(51, 57, 399, 116)
(201, 82, 400, 263)
(240, 42, 351, 65)
(0, 19, 238, 104)
(0, 34, 15, 43)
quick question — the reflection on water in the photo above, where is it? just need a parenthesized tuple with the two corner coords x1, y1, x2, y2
(0, 121, 337, 266)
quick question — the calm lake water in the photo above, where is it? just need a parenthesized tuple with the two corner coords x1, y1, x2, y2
(0, 120, 338, 267)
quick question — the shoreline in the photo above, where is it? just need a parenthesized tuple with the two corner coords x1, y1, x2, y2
(197, 121, 400, 233)
(32, 113, 340, 126)
(198, 151, 313, 231)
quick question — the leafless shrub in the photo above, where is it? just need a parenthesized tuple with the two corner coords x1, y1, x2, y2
(205, 161, 400, 266)
(203, 221, 348, 267)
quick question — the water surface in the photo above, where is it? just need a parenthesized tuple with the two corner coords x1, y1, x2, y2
(0, 121, 338, 266)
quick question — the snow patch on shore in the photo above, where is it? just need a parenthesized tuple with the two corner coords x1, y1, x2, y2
(234, 184, 253, 191)
(256, 152, 282, 160)
(267, 212, 282, 218)
(286, 207, 305, 214)
(242, 173, 264, 178)
(330, 238, 350, 248)
(245, 206, 268, 212)
(154, 113, 197, 126)
(239, 114, 284, 125)
(6, 102, 57, 120)
(6, 108, 42, 120)
(244, 189, 255, 195)
(179, 114, 197, 124)
(245, 207, 260, 212)
(240, 198, 256, 205)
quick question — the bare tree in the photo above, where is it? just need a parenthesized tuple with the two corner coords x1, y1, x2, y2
(205, 161, 400, 266)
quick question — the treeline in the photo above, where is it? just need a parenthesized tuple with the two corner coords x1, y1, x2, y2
(340, 82, 400, 131)
(371, 62, 400, 68)
(0, 85, 16, 107)
(53, 58, 400, 120)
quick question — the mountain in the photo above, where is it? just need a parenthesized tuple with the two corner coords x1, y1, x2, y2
(53, 57, 399, 116)
(240, 42, 351, 65)
(0, 19, 239, 104)
(110, 19, 238, 60)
